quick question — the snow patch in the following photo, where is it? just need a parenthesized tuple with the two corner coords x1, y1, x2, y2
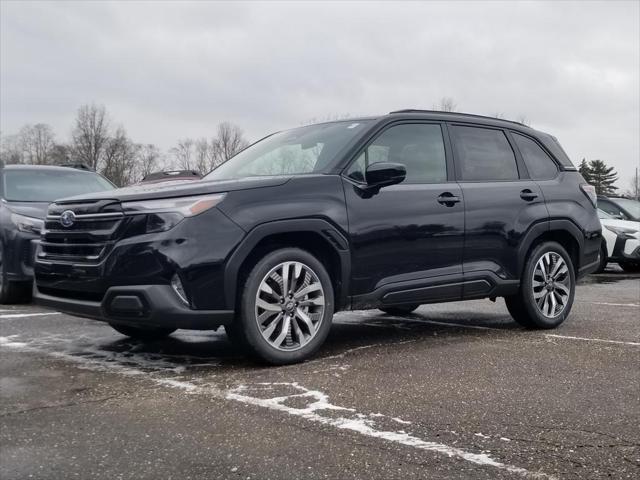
(228, 383, 555, 479)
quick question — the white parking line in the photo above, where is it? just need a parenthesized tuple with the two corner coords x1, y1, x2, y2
(544, 334, 640, 346)
(584, 302, 640, 308)
(0, 312, 61, 319)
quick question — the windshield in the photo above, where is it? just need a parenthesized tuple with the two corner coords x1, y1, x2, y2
(204, 120, 371, 181)
(612, 198, 640, 218)
(3, 169, 114, 202)
(597, 209, 612, 219)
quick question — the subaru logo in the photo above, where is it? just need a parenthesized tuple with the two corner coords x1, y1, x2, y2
(60, 210, 76, 228)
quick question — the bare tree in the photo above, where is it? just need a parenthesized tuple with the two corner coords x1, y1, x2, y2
(194, 138, 213, 174)
(48, 144, 72, 165)
(211, 122, 249, 167)
(0, 133, 24, 164)
(71, 104, 110, 170)
(170, 138, 196, 171)
(134, 144, 163, 181)
(101, 127, 138, 187)
(19, 123, 56, 164)
(433, 97, 457, 112)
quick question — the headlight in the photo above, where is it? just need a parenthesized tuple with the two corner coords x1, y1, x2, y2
(604, 224, 638, 238)
(10, 213, 44, 234)
(122, 194, 226, 234)
(122, 193, 226, 217)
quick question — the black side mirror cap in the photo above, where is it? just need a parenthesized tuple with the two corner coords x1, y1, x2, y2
(365, 162, 406, 189)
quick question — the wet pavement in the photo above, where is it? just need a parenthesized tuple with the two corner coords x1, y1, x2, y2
(1, 266, 639, 479)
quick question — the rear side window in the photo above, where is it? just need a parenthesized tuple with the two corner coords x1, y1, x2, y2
(451, 126, 519, 181)
(347, 124, 447, 184)
(512, 133, 558, 180)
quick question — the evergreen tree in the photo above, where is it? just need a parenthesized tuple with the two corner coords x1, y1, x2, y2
(588, 159, 618, 195)
(578, 158, 592, 183)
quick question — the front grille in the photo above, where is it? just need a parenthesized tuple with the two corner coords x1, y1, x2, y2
(39, 200, 124, 264)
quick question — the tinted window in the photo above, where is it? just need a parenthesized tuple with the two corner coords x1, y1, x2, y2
(347, 124, 447, 184)
(512, 133, 558, 180)
(451, 126, 518, 181)
(3, 170, 114, 202)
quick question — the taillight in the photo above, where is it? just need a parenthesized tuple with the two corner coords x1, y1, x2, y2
(580, 184, 597, 207)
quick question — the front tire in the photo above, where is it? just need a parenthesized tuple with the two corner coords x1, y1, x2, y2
(109, 323, 176, 340)
(505, 241, 575, 329)
(232, 248, 334, 365)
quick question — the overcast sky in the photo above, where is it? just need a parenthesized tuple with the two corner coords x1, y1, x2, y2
(1, 0, 638, 186)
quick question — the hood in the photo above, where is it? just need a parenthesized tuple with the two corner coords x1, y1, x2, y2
(4, 201, 50, 219)
(55, 176, 291, 204)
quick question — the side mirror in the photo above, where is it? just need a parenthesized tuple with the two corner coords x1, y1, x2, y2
(365, 162, 406, 189)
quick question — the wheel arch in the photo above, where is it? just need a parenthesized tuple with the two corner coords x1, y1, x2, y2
(224, 219, 351, 312)
(518, 219, 584, 277)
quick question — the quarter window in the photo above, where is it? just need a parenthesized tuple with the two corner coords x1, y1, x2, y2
(347, 124, 447, 184)
(451, 126, 519, 181)
(512, 132, 558, 180)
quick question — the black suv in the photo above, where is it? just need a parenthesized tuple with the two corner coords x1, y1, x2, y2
(1, 164, 114, 303)
(34, 111, 601, 364)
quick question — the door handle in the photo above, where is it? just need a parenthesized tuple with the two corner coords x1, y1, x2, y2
(437, 192, 461, 206)
(520, 189, 538, 201)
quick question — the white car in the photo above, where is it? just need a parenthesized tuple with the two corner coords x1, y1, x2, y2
(596, 209, 640, 273)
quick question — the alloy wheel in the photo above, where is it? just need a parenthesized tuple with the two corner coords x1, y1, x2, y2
(532, 252, 571, 318)
(254, 261, 325, 351)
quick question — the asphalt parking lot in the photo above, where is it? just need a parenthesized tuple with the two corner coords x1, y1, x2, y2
(1, 268, 638, 480)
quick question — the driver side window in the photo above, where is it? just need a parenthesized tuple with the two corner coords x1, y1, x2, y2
(346, 124, 447, 184)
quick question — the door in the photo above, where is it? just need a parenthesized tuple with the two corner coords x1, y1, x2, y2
(343, 122, 465, 305)
(449, 124, 547, 292)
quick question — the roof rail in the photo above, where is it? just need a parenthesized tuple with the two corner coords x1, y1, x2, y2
(388, 109, 528, 127)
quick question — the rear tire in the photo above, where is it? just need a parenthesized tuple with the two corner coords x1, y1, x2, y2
(109, 323, 176, 340)
(233, 248, 334, 365)
(505, 241, 575, 329)
(619, 262, 640, 273)
(379, 304, 419, 315)
(594, 242, 608, 274)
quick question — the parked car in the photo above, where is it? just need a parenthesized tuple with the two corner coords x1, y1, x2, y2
(596, 209, 640, 273)
(33, 110, 601, 364)
(597, 195, 640, 221)
(0, 164, 114, 303)
(140, 170, 201, 184)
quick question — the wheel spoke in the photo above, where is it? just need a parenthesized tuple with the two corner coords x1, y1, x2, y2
(295, 308, 315, 333)
(256, 298, 281, 312)
(282, 262, 290, 296)
(273, 315, 291, 347)
(298, 297, 324, 307)
(549, 292, 557, 316)
(533, 289, 546, 299)
(549, 257, 565, 277)
(294, 283, 321, 299)
(262, 312, 283, 338)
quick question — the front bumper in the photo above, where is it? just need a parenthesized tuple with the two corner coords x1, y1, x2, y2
(34, 283, 234, 330)
(5, 231, 39, 282)
(610, 236, 640, 263)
